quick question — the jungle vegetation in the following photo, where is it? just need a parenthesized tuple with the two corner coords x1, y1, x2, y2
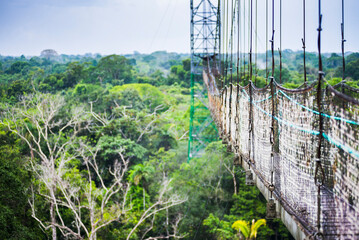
(0, 50, 357, 239)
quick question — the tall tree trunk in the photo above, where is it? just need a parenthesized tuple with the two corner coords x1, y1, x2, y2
(233, 165, 237, 195)
(50, 201, 57, 240)
(143, 187, 146, 211)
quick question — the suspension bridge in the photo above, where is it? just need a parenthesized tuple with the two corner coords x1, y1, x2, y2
(188, 0, 359, 239)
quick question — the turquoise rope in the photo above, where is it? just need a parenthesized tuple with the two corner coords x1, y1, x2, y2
(278, 90, 359, 125)
(254, 91, 278, 103)
(242, 90, 320, 135)
(323, 133, 359, 159)
(241, 89, 359, 159)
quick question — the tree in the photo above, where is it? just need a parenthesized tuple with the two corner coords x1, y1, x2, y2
(40, 49, 59, 60)
(232, 219, 266, 240)
(0, 128, 43, 239)
(96, 55, 133, 84)
(128, 163, 155, 210)
(0, 92, 186, 240)
(5, 61, 30, 75)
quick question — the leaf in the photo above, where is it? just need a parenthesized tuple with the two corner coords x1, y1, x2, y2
(134, 174, 142, 186)
(250, 219, 266, 239)
(232, 220, 250, 238)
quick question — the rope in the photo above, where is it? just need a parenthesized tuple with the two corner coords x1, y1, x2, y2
(230, 0, 237, 84)
(269, 78, 276, 199)
(279, 0, 282, 84)
(255, 0, 258, 82)
(270, 0, 275, 78)
(241, 89, 359, 159)
(341, 0, 346, 81)
(248, 83, 253, 168)
(265, 0, 268, 82)
(278, 90, 359, 125)
(249, 0, 253, 82)
(323, 133, 359, 159)
(243, 0, 246, 80)
(215, 0, 221, 78)
(237, 0, 240, 84)
(315, 0, 324, 235)
(225, 0, 229, 86)
(242, 89, 319, 135)
(302, 0, 307, 83)
(254, 91, 278, 103)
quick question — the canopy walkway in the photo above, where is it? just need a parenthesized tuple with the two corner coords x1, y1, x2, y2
(205, 61, 358, 239)
(189, 0, 359, 239)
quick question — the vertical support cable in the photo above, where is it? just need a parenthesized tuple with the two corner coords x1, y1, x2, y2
(341, 0, 346, 81)
(269, 0, 277, 194)
(221, 0, 224, 79)
(237, 0, 240, 84)
(248, 84, 253, 167)
(243, 0, 246, 79)
(302, 0, 307, 83)
(315, 0, 325, 236)
(228, 0, 236, 143)
(225, 0, 229, 87)
(279, 0, 282, 84)
(224, 0, 228, 138)
(269, 78, 276, 200)
(230, 0, 236, 84)
(248, 0, 251, 81)
(266, 0, 268, 83)
(255, 0, 258, 85)
(271, 0, 275, 78)
(217, 0, 222, 88)
(249, 0, 253, 82)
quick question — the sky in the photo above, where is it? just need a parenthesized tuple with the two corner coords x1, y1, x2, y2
(0, 0, 358, 56)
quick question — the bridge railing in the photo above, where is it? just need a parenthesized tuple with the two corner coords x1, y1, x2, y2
(203, 62, 359, 239)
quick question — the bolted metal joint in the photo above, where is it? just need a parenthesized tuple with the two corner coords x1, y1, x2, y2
(266, 198, 277, 219)
(245, 170, 255, 186)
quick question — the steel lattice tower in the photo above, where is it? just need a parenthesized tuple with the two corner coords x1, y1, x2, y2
(188, 0, 220, 161)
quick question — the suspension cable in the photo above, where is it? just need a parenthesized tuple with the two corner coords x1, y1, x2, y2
(249, 0, 253, 83)
(216, 0, 221, 88)
(230, 0, 236, 84)
(266, 0, 268, 83)
(302, 0, 307, 83)
(237, 0, 240, 84)
(341, 0, 346, 81)
(248, 0, 251, 80)
(220, 0, 224, 89)
(255, 0, 258, 85)
(271, 0, 275, 78)
(270, 77, 275, 199)
(243, 0, 246, 80)
(279, 0, 282, 84)
(315, 0, 325, 236)
(225, 0, 229, 87)
(228, 0, 236, 141)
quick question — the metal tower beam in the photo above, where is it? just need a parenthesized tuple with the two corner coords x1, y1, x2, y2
(188, 0, 220, 161)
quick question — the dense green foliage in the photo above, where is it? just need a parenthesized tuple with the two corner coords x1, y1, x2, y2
(0, 50, 356, 239)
